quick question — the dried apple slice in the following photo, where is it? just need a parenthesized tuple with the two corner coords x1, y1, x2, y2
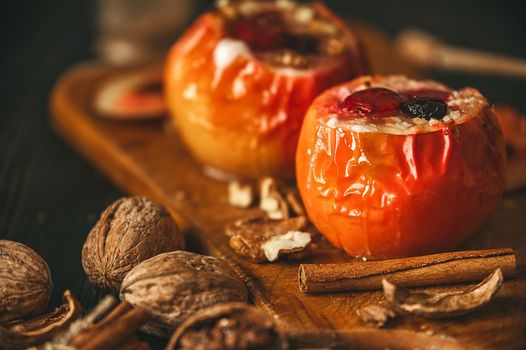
(165, 0, 368, 179)
(94, 66, 166, 120)
(296, 76, 506, 259)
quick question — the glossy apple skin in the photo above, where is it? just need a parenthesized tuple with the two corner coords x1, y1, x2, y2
(164, 3, 368, 179)
(296, 82, 506, 259)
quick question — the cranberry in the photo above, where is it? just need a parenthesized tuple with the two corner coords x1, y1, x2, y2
(402, 88, 452, 102)
(229, 11, 286, 51)
(400, 97, 448, 120)
(341, 88, 404, 118)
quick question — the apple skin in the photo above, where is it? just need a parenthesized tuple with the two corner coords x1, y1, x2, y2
(164, 3, 368, 179)
(296, 79, 506, 259)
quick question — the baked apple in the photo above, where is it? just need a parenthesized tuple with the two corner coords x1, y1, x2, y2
(165, 0, 368, 179)
(296, 76, 506, 259)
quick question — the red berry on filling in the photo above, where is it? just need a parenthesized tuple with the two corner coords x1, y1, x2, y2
(229, 11, 286, 51)
(341, 88, 404, 118)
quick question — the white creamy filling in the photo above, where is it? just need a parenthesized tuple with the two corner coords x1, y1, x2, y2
(215, 2, 341, 77)
(213, 38, 252, 72)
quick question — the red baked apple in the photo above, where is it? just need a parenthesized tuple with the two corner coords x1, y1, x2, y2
(165, 1, 368, 179)
(296, 76, 506, 259)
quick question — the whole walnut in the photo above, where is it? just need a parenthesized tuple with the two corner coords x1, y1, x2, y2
(82, 197, 184, 292)
(0, 240, 53, 323)
(120, 251, 247, 338)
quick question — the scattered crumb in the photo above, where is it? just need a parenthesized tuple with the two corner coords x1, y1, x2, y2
(228, 181, 254, 208)
(357, 304, 396, 327)
(259, 177, 289, 219)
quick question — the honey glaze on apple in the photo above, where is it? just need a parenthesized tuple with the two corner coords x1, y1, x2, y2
(217, 0, 348, 74)
(296, 76, 506, 258)
(165, 0, 368, 179)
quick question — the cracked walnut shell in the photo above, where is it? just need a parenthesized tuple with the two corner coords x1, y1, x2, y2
(120, 251, 247, 338)
(82, 197, 184, 292)
(167, 302, 288, 350)
(0, 240, 53, 324)
(0, 290, 80, 350)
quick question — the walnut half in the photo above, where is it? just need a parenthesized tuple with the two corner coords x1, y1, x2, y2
(227, 216, 313, 263)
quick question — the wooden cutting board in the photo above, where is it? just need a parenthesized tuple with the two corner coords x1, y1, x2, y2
(50, 25, 526, 349)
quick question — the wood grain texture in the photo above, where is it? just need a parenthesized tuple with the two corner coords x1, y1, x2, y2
(50, 64, 526, 349)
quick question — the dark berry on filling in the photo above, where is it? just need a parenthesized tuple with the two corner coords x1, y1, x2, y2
(400, 97, 448, 120)
(401, 88, 452, 102)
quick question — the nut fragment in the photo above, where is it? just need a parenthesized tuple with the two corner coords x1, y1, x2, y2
(227, 216, 311, 262)
(0, 240, 53, 323)
(261, 231, 311, 262)
(166, 302, 288, 350)
(259, 177, 289, 219)
(82, 197, 185, 293)
(94, 66, 166, 120)
(228, 181, 254, 208)
(356, 304, 396, 328)
(120, 251, 247, 338)
(383, 269, 504, 318)
(273, 50, 310, 68)
(0, 290, 80, 350)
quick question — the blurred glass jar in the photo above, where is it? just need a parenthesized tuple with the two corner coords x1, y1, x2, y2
(96, 0, 195, 66)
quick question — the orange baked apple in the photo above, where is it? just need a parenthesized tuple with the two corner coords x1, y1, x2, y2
(296, 76, 506, 259)
(165, 0, 368, 179)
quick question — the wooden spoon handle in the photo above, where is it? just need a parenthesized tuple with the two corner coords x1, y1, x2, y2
(395, 29, 526, 79)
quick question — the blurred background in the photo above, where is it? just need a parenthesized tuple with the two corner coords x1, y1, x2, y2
(1, 0, 525, 346)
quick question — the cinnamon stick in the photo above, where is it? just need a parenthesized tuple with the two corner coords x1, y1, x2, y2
(298, 248, 516, 293)
(70, 301, 150, 350)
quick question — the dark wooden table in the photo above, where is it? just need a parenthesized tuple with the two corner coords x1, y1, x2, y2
(2, 0, 525, 348)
